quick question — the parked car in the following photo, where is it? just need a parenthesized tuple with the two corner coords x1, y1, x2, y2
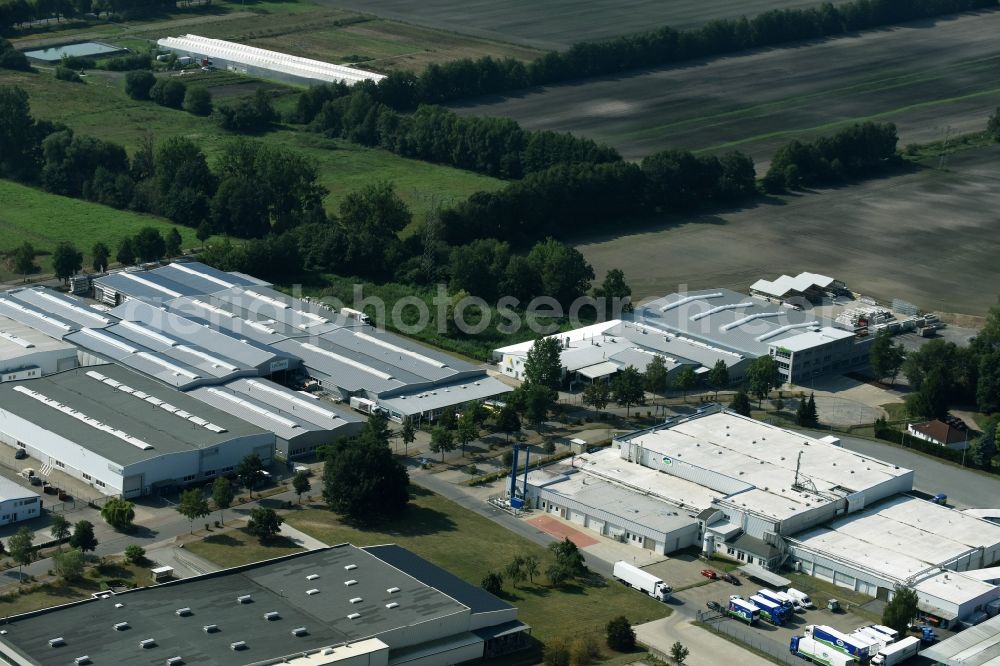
(701, 569, 719, 579)
(721, 573, 740, 585)
(706, 601, 723, 612)
(14, 448, 27, 459)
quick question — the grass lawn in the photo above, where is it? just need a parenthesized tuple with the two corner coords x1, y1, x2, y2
(185, 527, 304, 567)
(0, 559, 152, 617)
(880, 402, 910, 422)
(0, 179, 205, 282)
(283, 488, 670, 644)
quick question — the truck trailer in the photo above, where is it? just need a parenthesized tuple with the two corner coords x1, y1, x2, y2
(806, 625, 876, 661)
(869, 625, 899, 643)
(349, 396, 377, 415)
(749, 594, 788, 626)
(727, 598, 760, 625)
(853, 627, 889, 654)
(612, 561, 671, 602)
(758, 588, 798, 612)
(790, 635, 854, 666)
(869, 636, 919, 666)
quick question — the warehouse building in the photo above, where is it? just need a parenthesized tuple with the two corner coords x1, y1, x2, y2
(0, 314, 78, 382)
(632, 289, 870, 384)
(0, 364, 274, 498)
(0, 477, 42, 526)
(0, 543, 528, 666)
(750, 272, 845, 303)
(494, 319, 748, 389)
(94, 261, 269, 306)
(912, 571, 999, 628)
(156, 34, 387, 87)
(918, 612, 1000, 664)
(190, 378, 364, 458)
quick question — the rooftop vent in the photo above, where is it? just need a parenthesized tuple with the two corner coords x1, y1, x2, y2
(166, 658, 184, 666)
(114, 622, 130, 631)
(349, 597, 362, 604)
(115, 603, 125, 608)
(344, 564, 357, 571)
(139, 638, 157, 649)
(385, 602, 399, 609)
(306, 574, 320, 581)
(345, 579, 357, 586)
(264, 612, 280, 621)
(74, 657, 91, 665)
(49, 637, 66, 647)
(387, 587, 400, 594)
(202, 625, 219, 634)
(347, 613, 361, 620)
(306, 589, 320, 595)
(237, 594, 252, 604)
(175, 607, 192, 616)
(291, 627, 308, 637)
(230, 641, 247, 651)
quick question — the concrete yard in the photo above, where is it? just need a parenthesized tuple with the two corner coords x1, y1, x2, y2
(576, 145, 1000, 317)
(456, 10, 1000, 164)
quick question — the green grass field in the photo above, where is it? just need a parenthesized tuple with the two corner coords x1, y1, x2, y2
(0, 180, 204, 282)
(185, 528, 304, 566)
(280, 489, 670, 643)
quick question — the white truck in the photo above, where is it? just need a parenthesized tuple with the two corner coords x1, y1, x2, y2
(613, 561, 671, 602)
(349, 396, 377, 415)
(789, 636, 854, 666)
(870, 636, 920, 666)
(340, 307, 371, 325)
(786, 587, 816, 609)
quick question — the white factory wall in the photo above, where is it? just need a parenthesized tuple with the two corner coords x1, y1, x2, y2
(0, 406, 273, 497)
(0, 495, 41, 526)
(0, 348, 77, 379)
(389, 638, 483, 666)
(918, 585, 999, 624)
(468, 608, 518, 632)
(789, 544, 921, 597)
(376, 608, 471, 650)
(622, 440, 754, 495)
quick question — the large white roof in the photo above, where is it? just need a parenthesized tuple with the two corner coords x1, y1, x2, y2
(0, 314, 74, 359)
(915, 570, 997, 607)
(750, 272, 836, 298)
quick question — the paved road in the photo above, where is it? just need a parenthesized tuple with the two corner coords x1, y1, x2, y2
(808, 431, 1000, 509)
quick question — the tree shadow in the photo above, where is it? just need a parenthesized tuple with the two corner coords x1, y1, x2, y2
(201, 534, 241, 547)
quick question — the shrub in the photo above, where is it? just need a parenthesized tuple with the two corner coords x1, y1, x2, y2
(103, 52, 152, 71)
(543, 640, 570, 666)
(55, 66, 82, 82)
(569, 635, 600, 666)
(606, 616, 636, 652)
(125, 70, 156, 100)
(0, 40, 30, 71)
(124, 544, 145, 563)
(151, 78, 187, 108)
(183, 86, 213, 116)
(61, 55, 96, 70)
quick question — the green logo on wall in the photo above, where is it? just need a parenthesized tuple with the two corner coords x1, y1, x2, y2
(662, 456, 672, 466)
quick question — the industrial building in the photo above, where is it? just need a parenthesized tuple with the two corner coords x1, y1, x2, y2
(0, 364, 274, 498)
(750, 272, 845, 303)
(156, 34, 387, 87)
(0, 543, 529, 666)
(918, 613, 1000, 665)
(520, 407, 1000, 625)
(0, 477, 42, 526)
(0, 314, 78, 382)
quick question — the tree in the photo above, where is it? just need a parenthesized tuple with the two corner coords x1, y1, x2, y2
(0, 86, 39, 182)
(322, 426, 410, 522)
(745, 355, 782, 406)
(905, 367, 949, 420)
(8, 526, 33, 581)
(595, 268, 633, 313)
(13, 242, 37, 280)
(430, 426, 456, 462)
(522, 554, 540, 584)
(988, 106, 1000, 141)
(496, 405, 521, 443)
(53, 547, 85, 582)
(236, 452, 265, 498)
(643, 355, 668, 396)
(670, 641, 690, 665)
(52, 240, 83, 283)
(673, 366, 698, 401)
(50, 514, 71, 543)
(977, 351, 1000, 414)
(505, 555, 527, 588)
(544, 640, 571, 666)
(69, 520, 98, 554)
(481, 571, 504, 595)
(92, 241, 110, 272)
(400, 418, 416, 456)
(176, 488, 210, 533)
(729, 390, 752, 417)
(882, 587, 919, 634)
(165, 227, 182, 257)
(133, 226, 165, 262)
(116, 237, 136, 265)
(292, 471, 311, 504)
(100, 496, 135, 531)
(708, 359, 730, 398)
(870, 330, 906, 386)
(549, 538, 586, 577)
(151, 78, 186, 109)
(524, 336, 563, 390)
(582, 380, 610, 417)
(456, 405, 478, 456)
(212, 475, 234, 524)
(246, 506, 283, 542)
(124, 544, 146, 564)
(969, 416, 1000, 472)
(606, 616, 636, 652)
(526, 238, 595, 308)
(796, 393, 819, 427)
(183, 86, 213, 116)
(124, 70, 155, 100)
(611, 366, 645, 416)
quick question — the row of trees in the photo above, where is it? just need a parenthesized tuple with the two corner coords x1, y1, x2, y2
(0, 36, 28, 69)
(292, 0, 995, 113)
(763, 122, 899, 192)
(1, 0, 177, 28)
(125, 71, 213, 116)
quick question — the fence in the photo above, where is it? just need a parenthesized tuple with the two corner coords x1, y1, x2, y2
(695, 610, 800, 665)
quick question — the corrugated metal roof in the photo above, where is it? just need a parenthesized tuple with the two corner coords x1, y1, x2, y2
(919, 613, 1000, 664)
(379, 377, 511, 416)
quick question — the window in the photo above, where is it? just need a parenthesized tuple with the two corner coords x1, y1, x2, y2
(83, 473, 92, 481)
(95, 480, 106, 488)
(204, 470, 216, 477)
(727, 547, 735, 555)
(182, 474, 196, 482)
(54, 460, 65, 468)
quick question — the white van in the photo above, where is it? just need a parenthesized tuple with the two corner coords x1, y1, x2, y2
(786, 587, 816, 609)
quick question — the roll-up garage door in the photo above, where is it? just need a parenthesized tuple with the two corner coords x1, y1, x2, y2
(833, 571, 856, 590)
(813, 564, 834, 582)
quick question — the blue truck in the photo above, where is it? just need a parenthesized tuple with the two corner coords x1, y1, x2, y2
(727, 598, 760, 625)
(806, 624, 877, 662)
(758, 588, 796, 614)
(749, 594, 789, 626)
